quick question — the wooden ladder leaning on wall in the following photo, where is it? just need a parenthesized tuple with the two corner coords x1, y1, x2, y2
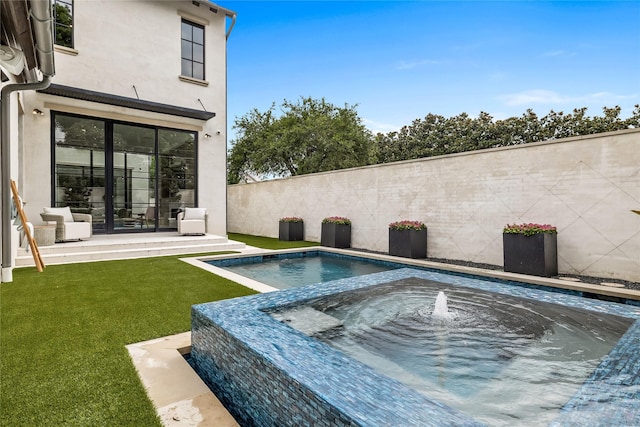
(10, 180, 44, 272)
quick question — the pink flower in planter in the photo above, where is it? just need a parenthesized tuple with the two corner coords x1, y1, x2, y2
(389, 220, 427, 231)
(280, 217, 303, 223)
(322, 216, 351, 225)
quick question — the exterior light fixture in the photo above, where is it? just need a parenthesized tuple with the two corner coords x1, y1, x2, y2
(32, 109, 44, 116)
(204, 133, 212, 138)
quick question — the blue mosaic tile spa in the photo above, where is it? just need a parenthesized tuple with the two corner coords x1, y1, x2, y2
(191, 266, 640, 426)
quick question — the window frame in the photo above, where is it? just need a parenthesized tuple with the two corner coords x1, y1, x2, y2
(180, 19, 206, 81)
(53, 0, 74, 49)
(50, 111, 199, 234)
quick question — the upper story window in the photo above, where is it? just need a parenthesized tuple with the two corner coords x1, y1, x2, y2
(53, 0, 74, 48)
(181, 20, 205, 80)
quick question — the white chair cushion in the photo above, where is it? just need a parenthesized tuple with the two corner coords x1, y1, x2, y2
(43, 207, 74, 222)
(180, 220, 206, 235)
(182, 208, 206, 220)
(64, 221, 91, 240)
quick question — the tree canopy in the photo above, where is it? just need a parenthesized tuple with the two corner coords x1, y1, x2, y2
(375, 105, 640, 163)
(227, 97, 375, 184)
(228, 101, 639, 182)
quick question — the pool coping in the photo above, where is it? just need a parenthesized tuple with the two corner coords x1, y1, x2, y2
(125, 332, 240, 427)
(129, 247, 640, 426)
(184, 246, 640, 301)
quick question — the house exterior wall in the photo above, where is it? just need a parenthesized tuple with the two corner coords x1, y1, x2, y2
(228, 129, 640, 282)
(19, 0, 229, 235)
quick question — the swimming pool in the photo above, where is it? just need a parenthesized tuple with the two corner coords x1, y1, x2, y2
(207, 251, 395, 289)
(191, 254, 640, 426)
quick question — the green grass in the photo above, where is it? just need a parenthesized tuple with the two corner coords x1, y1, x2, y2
(0, 235, 315, 426)
(0, 253, 256, 426)
(228, 232, 318, 250)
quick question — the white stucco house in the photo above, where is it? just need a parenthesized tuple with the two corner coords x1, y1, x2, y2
(1, 0, 236, 281)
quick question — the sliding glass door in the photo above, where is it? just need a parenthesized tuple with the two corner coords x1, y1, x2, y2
(112, 124, 156, 231)
(52, 112, 197, 234)
(53, 115, 107, 231)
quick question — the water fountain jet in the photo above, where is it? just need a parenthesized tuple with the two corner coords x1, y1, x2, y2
(432, 291, 456, 320)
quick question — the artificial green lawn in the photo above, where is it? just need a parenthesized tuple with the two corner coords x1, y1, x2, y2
(0, 233, 316, 425)
(0, 251, 258, 426)
(228, 232, 318, 250)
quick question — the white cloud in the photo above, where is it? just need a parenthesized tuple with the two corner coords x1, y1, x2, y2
(500, 90, 566, 106)
(542, 50, 575, 57)
(363, 118, 402, 134)
(499, 90, 638, 107)
(395, 59, 441, 70)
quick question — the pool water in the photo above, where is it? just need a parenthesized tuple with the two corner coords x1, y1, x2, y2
(271, 278, 633, 426)
(194, 252, 640, 426)
(214, 253, 395, 289)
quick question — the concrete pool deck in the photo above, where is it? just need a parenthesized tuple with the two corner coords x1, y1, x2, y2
(127, 247, 640, 426)
(126, 332, 238, 427)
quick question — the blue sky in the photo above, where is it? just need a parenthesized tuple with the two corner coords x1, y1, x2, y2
(223, 1, 640, 136)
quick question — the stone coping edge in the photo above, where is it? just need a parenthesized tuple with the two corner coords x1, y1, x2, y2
(126, 332, 239, 427)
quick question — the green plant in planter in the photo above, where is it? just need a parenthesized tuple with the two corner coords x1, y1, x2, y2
(389, 220, 427, 231)
(322, 216, 351, 225)
(321, 216, 351, 248)
(280, 217, 303, 223)
(279, 217, 304, 241)
(389, 220, 427, 258)
(503, 223, 557, 236)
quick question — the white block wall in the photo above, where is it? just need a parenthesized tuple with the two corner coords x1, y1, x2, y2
(228, 129, 640, 282)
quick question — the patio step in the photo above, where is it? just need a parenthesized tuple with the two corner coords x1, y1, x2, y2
(15, 233, 245, 267)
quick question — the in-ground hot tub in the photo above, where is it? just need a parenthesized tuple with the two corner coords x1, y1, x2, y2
(191, 267, 640, 426)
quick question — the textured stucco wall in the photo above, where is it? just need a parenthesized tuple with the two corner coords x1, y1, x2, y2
(228, 129, 640, 282)
(19, 0, 229, 235)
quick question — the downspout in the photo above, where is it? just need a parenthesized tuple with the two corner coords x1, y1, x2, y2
(1, 0, 55, 282)
(223, 10, 236, 236)
(210, 3, 236, 40)
(31, 0, 56, 77)
(225, 11, 236, 40)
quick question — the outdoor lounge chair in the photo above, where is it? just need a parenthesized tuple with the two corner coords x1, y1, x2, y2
(40, 207, 92, 242)
(177, 207, 207, 235)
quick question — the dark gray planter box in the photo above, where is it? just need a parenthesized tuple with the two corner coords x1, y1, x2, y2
(389, 228, 427, 259)
(279, 221, 303, 241)
(321, 223, 351, 248)
(503, 233, 558, 277)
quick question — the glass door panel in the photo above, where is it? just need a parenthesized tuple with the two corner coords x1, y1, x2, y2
(158, 129, 196, 230)
(53, 115, 106, 233)
(112, 124, 156, 231)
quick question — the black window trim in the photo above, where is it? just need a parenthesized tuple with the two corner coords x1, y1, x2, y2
(53, 0, 74, 49)
(181, 19, 206, 80)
